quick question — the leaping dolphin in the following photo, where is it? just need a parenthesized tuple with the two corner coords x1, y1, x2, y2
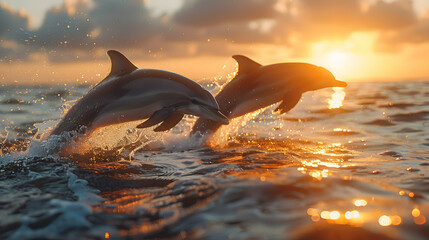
(191, 55, 347, 136)
(49, 50, 229, 137)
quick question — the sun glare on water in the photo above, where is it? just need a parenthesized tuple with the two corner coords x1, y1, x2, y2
(328, 87, 346, 109)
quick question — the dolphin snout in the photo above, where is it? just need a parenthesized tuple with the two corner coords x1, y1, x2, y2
(201, 106, 229, 125)
(178, 104, 230, 125)
(334, 79, 347, 87)
(214, 111, 229, 125)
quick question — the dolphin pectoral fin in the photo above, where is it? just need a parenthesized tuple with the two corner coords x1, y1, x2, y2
(136, 108, 174, 129)
(154, 112, 184, 132)
(274, 93, 302, 114)
(232, 55, 262, 75)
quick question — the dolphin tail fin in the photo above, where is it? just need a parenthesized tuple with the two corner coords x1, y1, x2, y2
(275, 92, 302, 114)
(154, 112, 184, 132)
(232, 55, 262, 75)
(107, 50, 138, 77)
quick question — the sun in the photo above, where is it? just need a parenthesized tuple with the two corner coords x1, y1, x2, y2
(327, 51, 348, 68)
(324, 50, 354, 80)
(310, 41, 361, 80)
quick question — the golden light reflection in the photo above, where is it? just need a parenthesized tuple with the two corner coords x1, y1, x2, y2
(308, 142, 350, 158)
(320, 211, 330, 219)
(330, 211, 341, 220)
(298, 152, 351, 180)
(414, 215, 426, 225)
(411, 208, 427, 225)
(333, 128, 351, 133)
(412, 208, 421, 217)
(354, 199, 368, 207)
(309, 208, 362, 225)
(344, 210, 360, 220)
(309, 169, 329, 180)
(328, 87, 346, 109)
(307, 208, 322, 222)
(377, 215, 402, 226)
(301, 159, 348, 169)
(378, 215, 392, 226)
(344, 210, 360, 219)
(391, 215, 402, 226)
(311, 214, 320, 222)
(105, 232, 110, 239)
(307, 208, 318, 215)
(308, 206, 414, 228)
(308, 206, 416, 228)
(345, 211, 353, 219)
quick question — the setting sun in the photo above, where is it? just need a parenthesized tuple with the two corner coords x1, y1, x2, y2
(326, 51, 350, 76)
(310, 39, 364, 81)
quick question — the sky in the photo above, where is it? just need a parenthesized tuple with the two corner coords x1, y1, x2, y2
(1, 0, 429, 85)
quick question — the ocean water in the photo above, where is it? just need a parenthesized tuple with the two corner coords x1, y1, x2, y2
(0, 81, 428, 239)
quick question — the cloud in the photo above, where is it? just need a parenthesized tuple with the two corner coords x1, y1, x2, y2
(172, 0, 277, 27)
(0, 44, 21, 62)
(0, 3, 30, 40)
(162, 20, 276, 44)
(269, 0, 424, 52)
(370, 1, 429, 50)
(377, 17, 429, 50)
(90, 0, 164, 47)
(280, 0, 418, 41)
(14, 0, 168, 62)
(30, 0, 93, 49)
(1, 0, 429, 63)
(0, 3, 32, 61)
(28, 0, 276, 60)
(365, 0, 417, 30)
(298, 0, 363, 26)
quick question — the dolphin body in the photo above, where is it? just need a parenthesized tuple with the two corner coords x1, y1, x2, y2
(49, 50, 229, 137)
(191, 55, 347, 136)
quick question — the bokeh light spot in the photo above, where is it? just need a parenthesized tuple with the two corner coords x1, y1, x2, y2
(379, 215, 392, 226)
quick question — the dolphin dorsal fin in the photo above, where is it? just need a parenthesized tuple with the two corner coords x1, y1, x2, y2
(107, 50, 138, 76)
(232, 55, 262, 75)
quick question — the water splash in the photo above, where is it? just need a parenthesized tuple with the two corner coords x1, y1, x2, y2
(207, 106, 272, 147)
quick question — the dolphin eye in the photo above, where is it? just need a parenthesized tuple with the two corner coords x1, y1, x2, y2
(190, 98, 199, 104)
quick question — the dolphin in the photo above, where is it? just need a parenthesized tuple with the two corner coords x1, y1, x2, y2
(49, 50, 229, 137)
(191, 55, 347, 136)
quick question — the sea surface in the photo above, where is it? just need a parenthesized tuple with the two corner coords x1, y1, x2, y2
(0, 81, 428, 240)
